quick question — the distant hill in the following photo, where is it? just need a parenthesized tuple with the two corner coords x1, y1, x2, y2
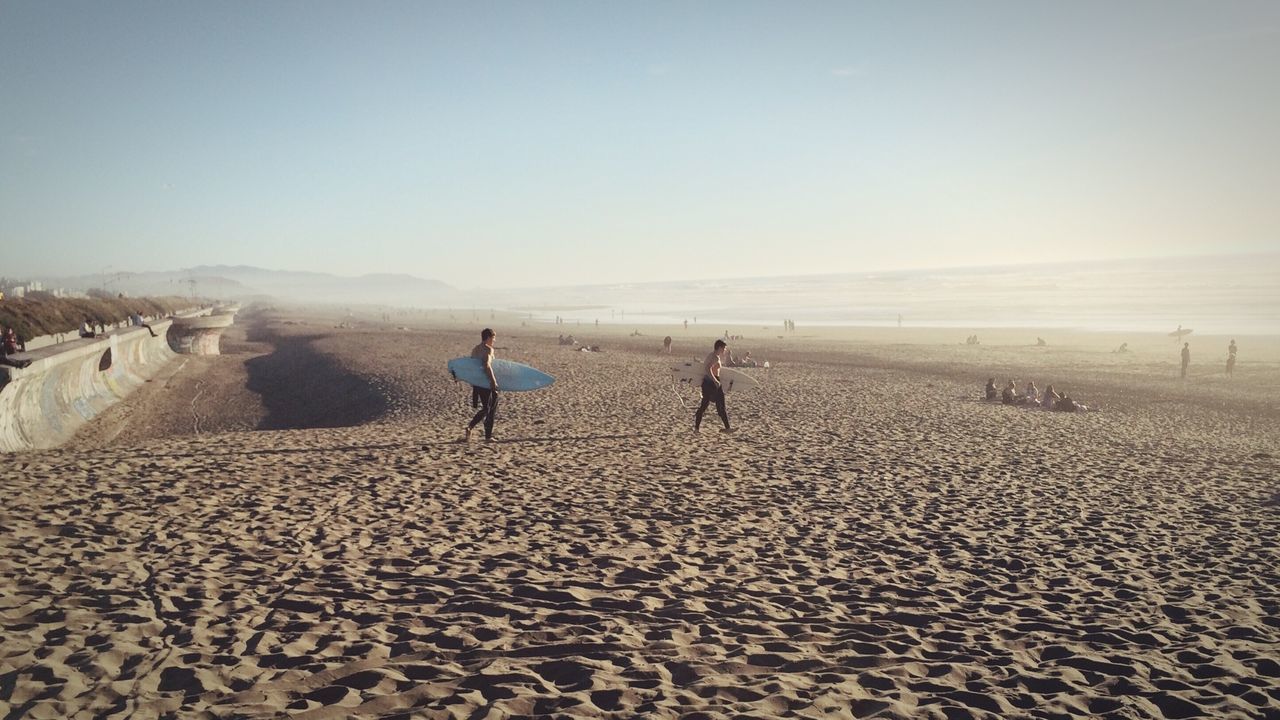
(44, 266, 457, 306)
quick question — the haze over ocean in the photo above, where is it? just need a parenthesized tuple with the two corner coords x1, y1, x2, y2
(499, 254, 1280, 334)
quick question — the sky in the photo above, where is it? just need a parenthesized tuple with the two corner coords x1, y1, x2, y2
(1, 1, 1277, 288)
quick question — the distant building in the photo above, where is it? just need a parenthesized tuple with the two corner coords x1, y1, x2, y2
(11, 286, 24, 298)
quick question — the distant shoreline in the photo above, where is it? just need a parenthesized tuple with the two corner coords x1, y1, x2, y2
(504, 310, 1279, 337)
(510, 304, 611, 312)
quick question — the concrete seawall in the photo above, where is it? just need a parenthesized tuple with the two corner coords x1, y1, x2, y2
(0, 320, 176, 452)
(169, 311, 235, 355)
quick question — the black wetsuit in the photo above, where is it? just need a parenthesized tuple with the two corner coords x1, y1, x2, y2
(467, 342, 498, 439)
(468, 387, 498, 439)
(695, 377, 730, 431)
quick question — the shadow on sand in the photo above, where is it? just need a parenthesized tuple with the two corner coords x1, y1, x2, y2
(245, 322, 387, 431)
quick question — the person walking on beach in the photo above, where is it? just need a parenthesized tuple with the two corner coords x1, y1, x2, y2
(465, 328, 499, 442)
(1227, 339, 1237, 377)
(1181, 342, 1191, 380)
(694, 340, 733, 433)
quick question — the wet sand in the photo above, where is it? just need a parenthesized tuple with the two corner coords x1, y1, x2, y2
(3, 306, 1278, 718)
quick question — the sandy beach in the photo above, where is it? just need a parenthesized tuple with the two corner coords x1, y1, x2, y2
(3, 305, 1278, 719)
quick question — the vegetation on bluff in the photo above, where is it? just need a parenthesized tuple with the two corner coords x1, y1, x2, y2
(0, 292, 199, 342)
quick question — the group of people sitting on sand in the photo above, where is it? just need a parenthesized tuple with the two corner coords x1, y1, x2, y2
(725, 350, 763, 368)
(985, 378, 1092, 412)
(558, 334, 602, 352)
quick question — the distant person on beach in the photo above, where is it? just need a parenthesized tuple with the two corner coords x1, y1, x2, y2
(1041, 385, 1059, 409)
(1001, 380, 1018, 404)
(1227, 340, 1237, 377)
(79, 319, 96, 339)
(1114, 342, 1129, 353)
(694, 340, 733, 434)
(129, 311, 158, 337)
(1053, 392, 1091, 412)
(1181, 342, 1191, 379)
(985, 378, 998, 401)
(1036, 337, 1046, 346)
(1024, 381, 1039, 403)
(662, 336, 672, 354)
(464, 328, 499, 442)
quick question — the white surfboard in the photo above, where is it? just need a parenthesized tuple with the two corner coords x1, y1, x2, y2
(671, 362, 761, 392)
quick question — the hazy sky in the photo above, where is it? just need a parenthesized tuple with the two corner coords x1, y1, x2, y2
(2, 1, 1277, 288)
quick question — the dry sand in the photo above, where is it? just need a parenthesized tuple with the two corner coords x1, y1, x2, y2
(3, 305, 1278, 719)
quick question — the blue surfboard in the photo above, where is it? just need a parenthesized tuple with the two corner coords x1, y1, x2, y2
(447, 357, 555, 392)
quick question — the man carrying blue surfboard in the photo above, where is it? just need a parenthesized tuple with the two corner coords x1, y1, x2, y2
(465, 328, 500, 442)
(695, 340, 734, 434)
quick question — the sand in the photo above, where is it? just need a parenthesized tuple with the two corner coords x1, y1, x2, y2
(2, 305, 1278, 719)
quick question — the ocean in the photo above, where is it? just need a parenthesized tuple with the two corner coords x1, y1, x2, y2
(499, 254, 1280, 335)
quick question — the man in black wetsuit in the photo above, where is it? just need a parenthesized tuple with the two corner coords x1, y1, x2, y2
(465, 328, 499, 442)
(694, 339, 733, 434)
